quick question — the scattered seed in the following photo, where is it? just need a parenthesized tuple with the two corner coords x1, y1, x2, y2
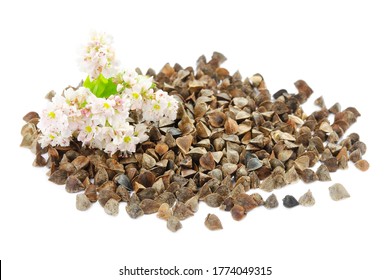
(205, 214, 223, 230)
(104, 198, 119, 216)
(22, 51, 369, 231)
(231, 204, 246, 221)
(126, 203, 144, 219)
(283, 195, 299, 208)
(172, 202, 194, 220)
(299, 190, 315, 206)
(235, 193, 258, 212)
(329, 183, 350, 201)
(354, 159, 369, 171)
(167, 216, 182, 232)
(264, 194, 279, 209)
(157, 203, 172, 220)
(139, 199, 161, 214)
(76, 193, 92, 211)
(204, 193, 224, 208)
(316, 164, 331, 181)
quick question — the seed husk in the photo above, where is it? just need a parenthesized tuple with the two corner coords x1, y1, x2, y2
(126, 203, 144, 219)
(199, 152, 216, 170)
(65, 176, 85, 193)
(167, 216, 182, 232)
(300, 169, 318, 183)
(234, 193, 258, 212)
(349, 149, 362, 163)
(250, 193, 264, 206)
(299, 190, 315, 206)
(329, 183, 350, 201)
(172, 202, 194, 220)
(204, 193, 224, 208)
(48, 169, 68, 185)
(354, 159, 369, 171)
(264, 194, 278, 209)
(205, 214, 223, 230)
(316, 164, 331, 181)
(283, 195, 299, 208)
(104, 198, 119, 216)
(157, 203, 172, 220)
(139, 199, 161, 214)
(76, 193, 92, 211)
(231, 204, 246, 221)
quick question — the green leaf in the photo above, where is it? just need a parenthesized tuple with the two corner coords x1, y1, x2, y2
(83, 74, 118, 98)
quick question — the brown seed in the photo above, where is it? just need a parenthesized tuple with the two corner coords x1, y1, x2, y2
(155, 192, 177, 207)
(104, 198, 119, 216)
(329, 183, 350, 201)
(300, 169, 318, 183)
(85, 184, 98, 202)
(231, 204, 246, 221)
(264, 194, 278, 209)
(185, 195, 199, 212)
(350, 141, 367, 155)
(205, 214, 223, 230)
(176, 135, 193, 154)
(316, 164, 331, 181)
(126, 203, 144, 219)
(175, 187, 195, 203)
(76, 193, 92, 211)
(97, 180, 116, 193)
(354, 159, 369, 171)
(142, 153, 156, 170)
(234, 193, 258, 212)
(199, 152, 216, 171)
(157, 203, 172, 220)
(65, 176, 85, 193)
(285, 166, 299, 184)
(139, 199, 161, 214)
(204, 193, 224, 208)
(167, 216, 182, 232)
(349, 149, 362, 163)
(72, 156, 90, 171)
(224, 117, 239, 135)
(208, 111, 226, 128)
(323, 157, 338, 172)
(250, 193, 264, 206)
(137, 188, 158, 201)
(94, 168, 109, 186)
(48, 169, 68, 185)
(137, 171, 156, 188)
(155, 142, 169, 156)
(172, 202, 194, 220)
(98, 189, 121, 207)
(294, 155, 310, 171)
(299, 190, 315, 206)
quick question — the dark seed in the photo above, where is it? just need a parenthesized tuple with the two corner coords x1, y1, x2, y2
(283, 195, 299, 208)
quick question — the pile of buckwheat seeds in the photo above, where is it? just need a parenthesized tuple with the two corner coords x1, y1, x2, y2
(21, 52, 369, 232)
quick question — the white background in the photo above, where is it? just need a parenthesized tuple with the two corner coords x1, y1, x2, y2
(1, 0, 389, 279)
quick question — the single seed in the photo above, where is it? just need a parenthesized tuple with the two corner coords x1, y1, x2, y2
(299, 190, 315, 206)
(283, 195, 299, 208)
(329, 183, 350, 201)
(204, 214, 223, 230)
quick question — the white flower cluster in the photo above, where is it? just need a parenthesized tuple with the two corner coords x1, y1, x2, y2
(79, 32, 117, 79)
(38, 32, 179, 155)
(117, 70, 179, 122)
(38, 87, 144, 155)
